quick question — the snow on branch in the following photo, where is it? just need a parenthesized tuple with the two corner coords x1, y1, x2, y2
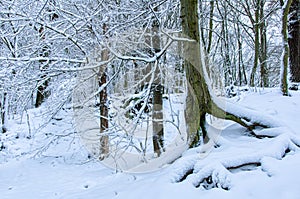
(0, 56, 86, 63)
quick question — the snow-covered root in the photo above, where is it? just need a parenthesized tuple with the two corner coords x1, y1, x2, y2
(170, 127, 300, 191)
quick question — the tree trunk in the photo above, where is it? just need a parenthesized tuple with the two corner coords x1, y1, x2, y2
(152, 84, 164, 156)
(181, 0, 270, 145)
(99, 23, 109, 158)
(250, 0, 261, 87)
(288, 0, 300, 83)
(99, 71, 109, 156)
(207, 0, 215, 54)
(281, 0, 293, 96)
(35, 74, 49, 108)
(237, 21, 247, 85)
(216, 1, 232, 86)
(35, 27, 50, 108)
(259, 0, 268, 87)
(151, 6, 164, 156)
(0, 92, 7, 133)
(35, 2, 58, 108)
(181, 0, 216, 144)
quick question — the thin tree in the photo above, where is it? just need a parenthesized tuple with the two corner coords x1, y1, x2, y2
(207, 0, 215, 54)
(99, 23, 109, 158)
(259, 0, 268, 87)
(281, 0, 293, 96)
(0, 92, 7, 133)
(35, 2, 59, 107)
(151, 6, 164, 157)
(249, 0, 261, 87)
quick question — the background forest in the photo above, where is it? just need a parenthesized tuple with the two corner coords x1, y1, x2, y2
(0, 0, 300, 198)
(1, 0, 299, 130)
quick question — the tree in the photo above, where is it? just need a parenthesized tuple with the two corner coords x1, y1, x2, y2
(259, 0, 269, 87)
(99, 23, 109, 158)
(281, 0, 293, 96)
(176, 0, 300, 188)
(181, 0, 276, 144)
(216, 1, 233, 86)
(198, 0, 282, 88)
(0, 92, 7, 133)
(35, 0, 59, 108)
(246, 0, 270, 87)
(288, 0, 300, 83)
(151, 6, 164, 156)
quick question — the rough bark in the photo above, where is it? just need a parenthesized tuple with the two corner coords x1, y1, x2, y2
(288, 0, 300, 83)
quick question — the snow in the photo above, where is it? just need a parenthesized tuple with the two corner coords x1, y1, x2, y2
(1, 88, 300, 199)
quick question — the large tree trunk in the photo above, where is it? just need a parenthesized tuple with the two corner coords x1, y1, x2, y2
(181, 0, 270, 145)
(288, 0, 300, 83)
(181, 0, 217, 144)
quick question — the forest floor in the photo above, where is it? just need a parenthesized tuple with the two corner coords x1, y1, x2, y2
(1, 88, 300, 199)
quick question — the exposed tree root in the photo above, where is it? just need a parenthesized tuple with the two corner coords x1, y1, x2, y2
(173, 127, 300, 191)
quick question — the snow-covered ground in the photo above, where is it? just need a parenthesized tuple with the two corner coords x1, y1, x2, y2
(1, 88, 300, 199)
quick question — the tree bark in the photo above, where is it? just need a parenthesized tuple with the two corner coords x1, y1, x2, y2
(288, 0, 300, 83)
(259, 0, 268, 87)
(181, 0, 217, 144)
(99, 23, 109, 158)
(237, 21, 247, 85)
(35, 75, 49, 108)
(207, 0, 215, 54)
(250, 0, 261, 87)
(281, 0, 293, 96)
(152, 84, 164, 156)
(35, 27, 50, 108)
(151, 10, 164, 156)
(0, 92, 7, 133)
(216, 1, 232, 86)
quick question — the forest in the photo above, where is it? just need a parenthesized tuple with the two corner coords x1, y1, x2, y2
(0, 0, 300, 198)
